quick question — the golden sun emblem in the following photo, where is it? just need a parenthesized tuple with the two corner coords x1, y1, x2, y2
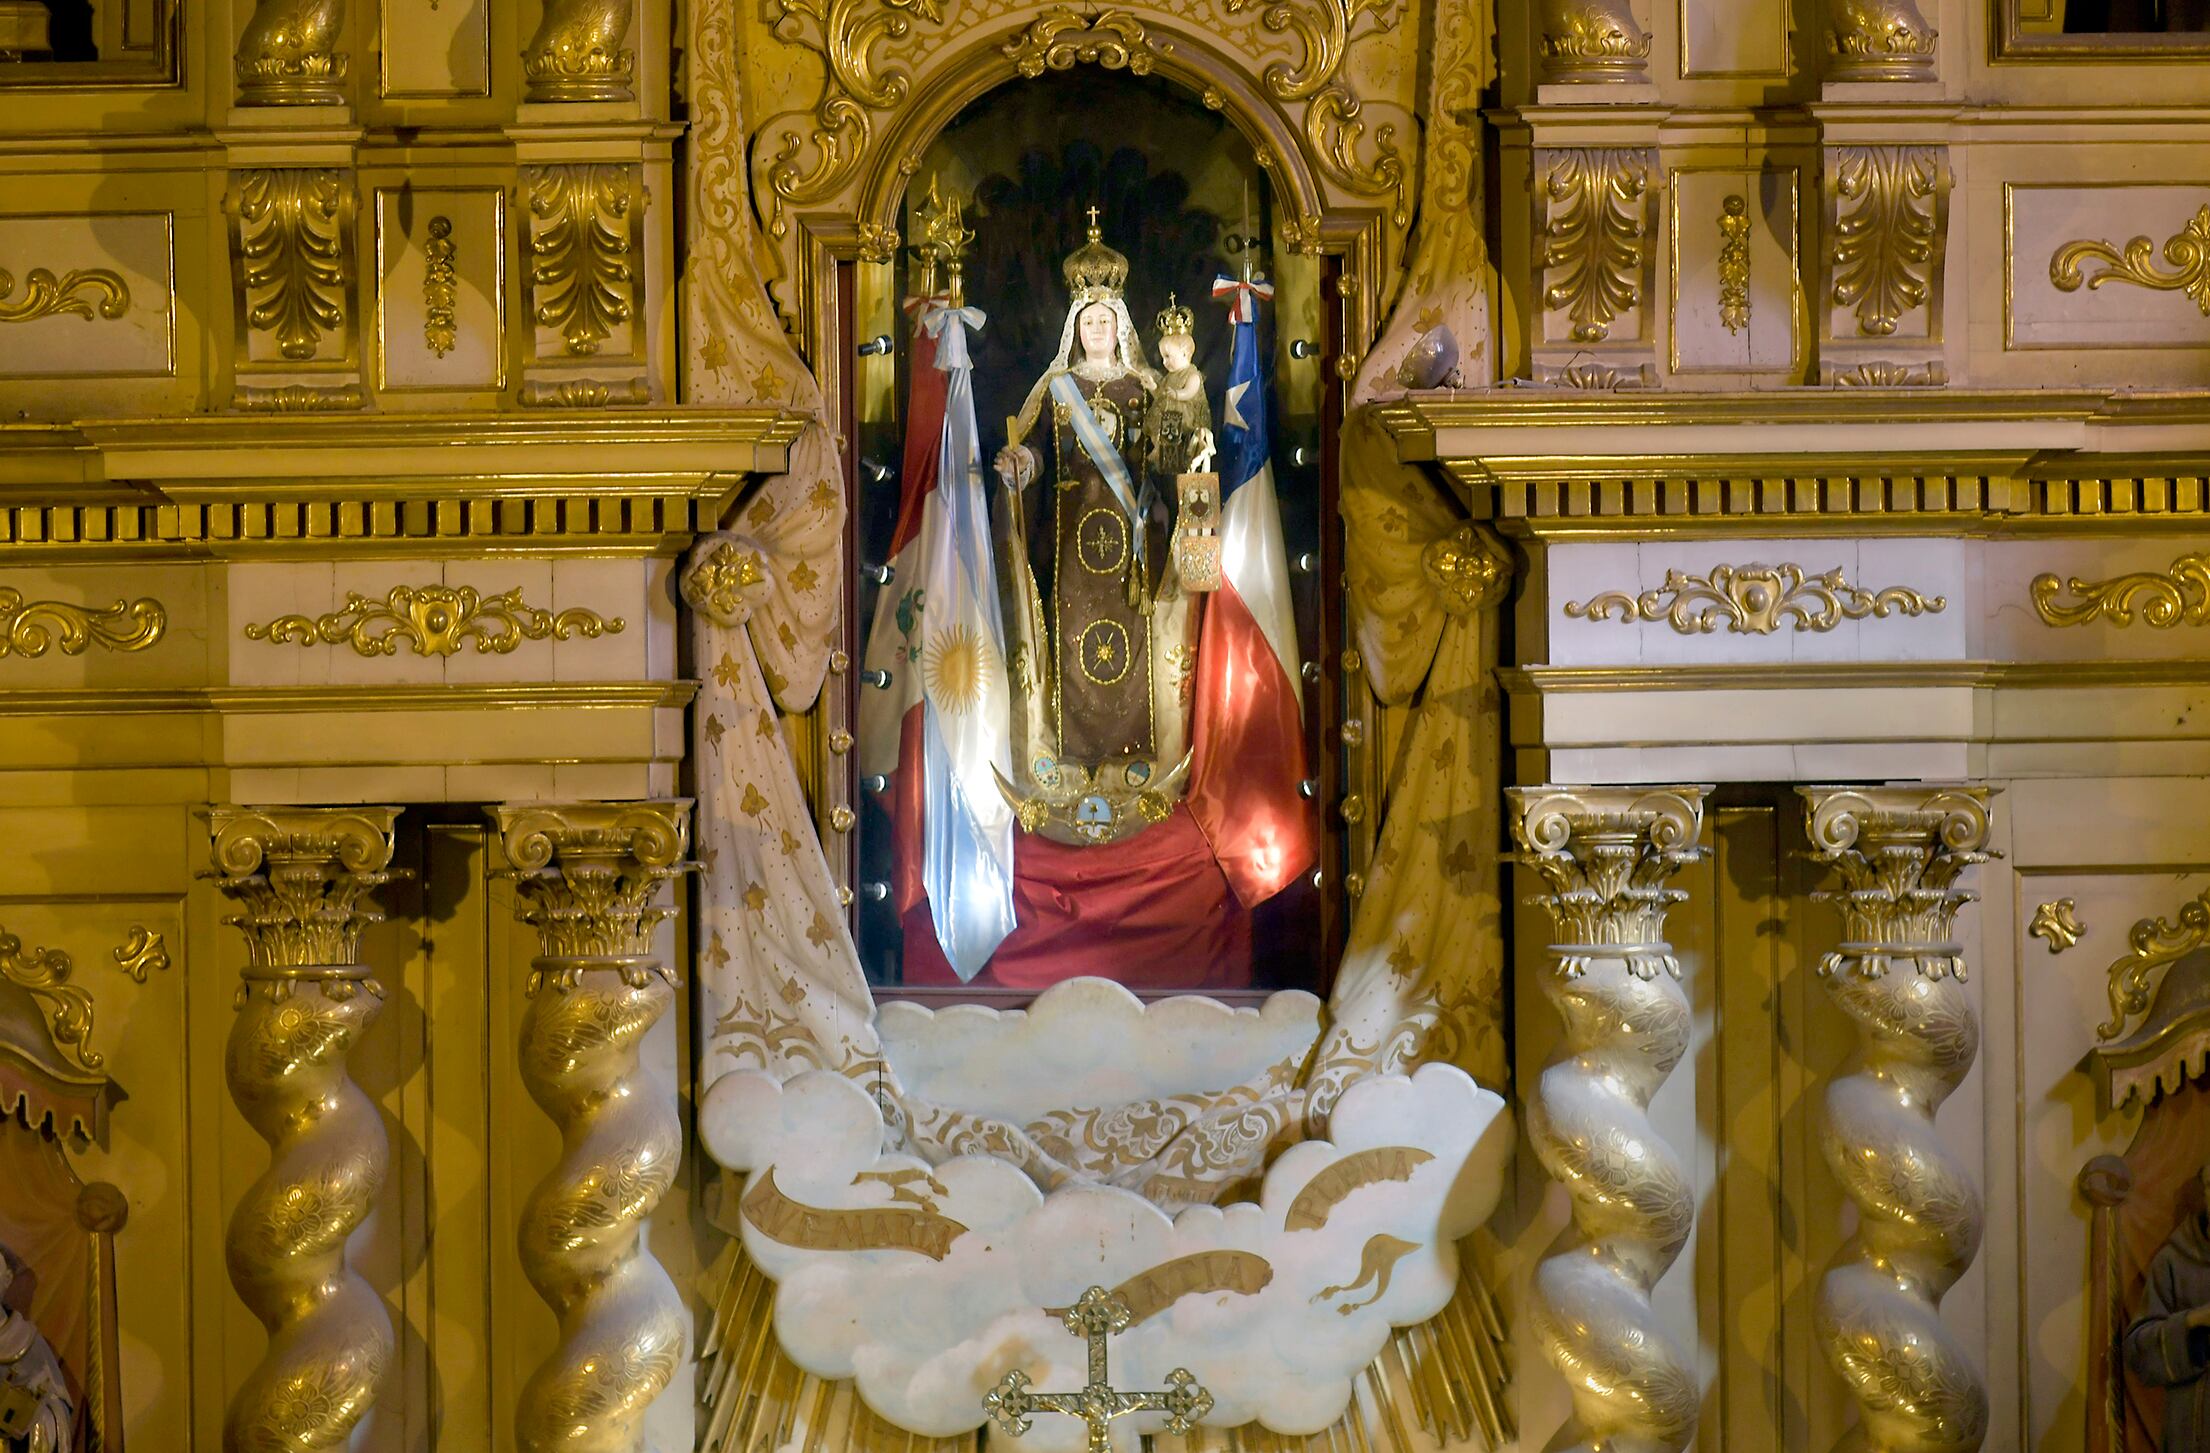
(923, 623, 991, 714)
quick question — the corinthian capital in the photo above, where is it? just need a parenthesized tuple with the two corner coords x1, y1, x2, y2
(207, 806, 401, 973)
(490, 800, 691, 981)
(1508, 786, 1710, 978)
(1800, 786, 1995, 980)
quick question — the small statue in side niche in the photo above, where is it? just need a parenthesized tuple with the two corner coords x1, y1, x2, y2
(2126, 1155, 2210, 1451)
(0, 1248, 73, 1453)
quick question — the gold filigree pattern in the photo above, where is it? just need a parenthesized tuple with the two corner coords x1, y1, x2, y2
(1509, 786, 1708, 1453)
(0, 589, 165, 657)
(761, 0, 949, 237)
(1828, 146, 1945, 338)
(523, 0, 635, 101)
(111, 926, 170, 983)
(423, 216, 457, 357)
(244, 584, 624, 657)
(1827, 0, 1936, 80)
(2093, 885, 2210, 1041)
(1798, 788, 1992, 1453)
(525, 164, 638, 357)
(1537, 0, 1651, 81)
(1, 925, 101, 1075)
(1567, 563, 1946, 634)
(2030, 552, 2210, 627)
(0, 266, 128, 324)
(492, 801, 690, 1453)
(1717, 194, 1750, 334)
(209, 807, 399, 1453)
(2051, 204, 2210, 317)
(1002, 7, 1155, 76)
(234, 0, 347, 103)
(235, 168, 351, 362)
(1538, 149, 1648, 343)
(2030, 898, 2084, 954)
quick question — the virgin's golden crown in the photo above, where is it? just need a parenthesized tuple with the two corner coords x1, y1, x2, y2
(1156, 294, 1194, 337)
(1063, 214, 1130, 303)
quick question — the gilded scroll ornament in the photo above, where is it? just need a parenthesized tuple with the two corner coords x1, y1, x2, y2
(423, 215, 457, 357)
(110, 926, 170, 983)
(1539, 149, 1649, 343)
(2030, 898, 2083, 954)
(244, 584, 624, 657)
(1717, 194, 1750, 334)
(522, 0, 635, 101)
(235, 168, 351, 362)
(0, 267, 128, 324)
(1509, 786, 1708, 1453)
(2093, 885, 2210, 1041)
(207, 806, 400, 1453)
(1, 926, 100, 1075)
(525, 165, 637, 356)
(1566, 563, 1946, 634)
(1002, 8, 1155, 77)
(0, 589, 165, 657)
(1798, 788, 1993, 1453)
(491, 801, 690, 1453)
(761, 0, 948, 238)
(234, 0, 347, 103)
(1536, 0, 1651, 81)
(1828, 146, 1944, 337)
(2030, 552, 2210, 628)
(2050, 203, 2210, 316)
(1826, 0, 1937, 81)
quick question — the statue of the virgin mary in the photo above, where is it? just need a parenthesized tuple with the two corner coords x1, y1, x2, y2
(992, 217, 1202, 844)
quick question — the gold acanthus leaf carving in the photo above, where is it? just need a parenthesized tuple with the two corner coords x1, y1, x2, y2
(112, 926, 171, 983)
(235, 168, 351, 362)
(2029, 898, 2083, 955)
(1826, 0, 1937, 81)
(244, 585, 625, 657)
(1537, 0, 1652, 81)
(1002, 8, 1155, 77)
(763, 0, 947, 235)
(1221, 0, 1411, 224)
(1828, 146, 1945, 338)
(2096, 886, 2210, 1041)
(423, 216, 457, 358)
(2050, 204, 2210, 318)
(0, 588, 166, 657)
(1, 925, 101, 1075)
(1823, 358, 1947, 386)
(1566, 563, 1947, 635)
(525, 164, 637, 357)
(0, 266, 128, 324)
(1717, 194, 1751, 335)
(234, 0, 347, 103)
(522, 0, 636, 102)
(2030, 552, 2210, 628)
(1539, 149, 1648, 343)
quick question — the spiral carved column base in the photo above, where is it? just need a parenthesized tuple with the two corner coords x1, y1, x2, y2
(208, 805, 402, 1453)
(1508, 785, 1710, 1453)
(492, 800, 692, 1453)
(1799, 786, 1994, 1453)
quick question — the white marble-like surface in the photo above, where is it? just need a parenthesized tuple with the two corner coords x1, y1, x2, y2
(876, 977, 1324, 1124)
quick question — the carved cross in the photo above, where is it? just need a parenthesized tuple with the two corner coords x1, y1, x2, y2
(1086, 204, 1102, 232)
(984, 1286, 1213, 1453)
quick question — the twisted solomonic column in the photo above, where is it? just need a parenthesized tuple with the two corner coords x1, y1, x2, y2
(1798, 787, 1994, 1453)
(1507, 786, 1711, 1453)
(208, 805, 402, 1453)
(490, 800, 691, 1453)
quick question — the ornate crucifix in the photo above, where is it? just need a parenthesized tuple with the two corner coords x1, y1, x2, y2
(984, 1286, 1214, 1453)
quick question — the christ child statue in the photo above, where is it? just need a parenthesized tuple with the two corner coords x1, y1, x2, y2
(1146, 296, 1214, 478)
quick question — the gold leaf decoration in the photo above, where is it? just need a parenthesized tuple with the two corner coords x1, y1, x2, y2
(1822, 358, 1946, 386)
(1828, 146, 1945, 338)
(1566, 563, 1947, 634)
(2029, 899, 2083, 955)
(1001, 8, 1154, 76)
(762, 0, 949, 234)
(522, 0, 636, 101)
(112, 926, 171, 983)
(243, 584, 625, 657)
(2, 924, 100, 1074)
(525, 164, 637, 356)
(2094, 886, 2210, 1041)
(1717, 194, 1751, 335)
(423, 215, 457, 358)
(234, 0, 347, 103)
(0, 589, 167, 657)
(235, 168, 351, 362)
(0, 266, 129, 324)
(1826, 0, 1937, 80)
(2030, 552, 2210, 628)
(1538, 148, 1648, 343)
(2050, 203, 2210, 318)
(1536, 0, 1651, 80)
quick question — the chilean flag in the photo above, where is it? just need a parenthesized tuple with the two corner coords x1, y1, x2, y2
(1189, 276, 1317, 906)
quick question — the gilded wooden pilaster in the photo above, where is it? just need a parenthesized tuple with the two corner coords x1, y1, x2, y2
(1507, 785, 1709, 1453)
(490, 800, 690, 1453)
(207, 805, 401, 1453)
(1797, 786, 1993, 1453)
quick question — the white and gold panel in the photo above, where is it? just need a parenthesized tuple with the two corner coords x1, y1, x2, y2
(374, 187, 507, 392)
(1666, 167, 1798, 374)
(0, 212, 175, 378)
(2005, 183, 2210, 350)
(378, 0, 493, 99)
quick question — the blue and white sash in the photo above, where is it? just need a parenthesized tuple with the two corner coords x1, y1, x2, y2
(1048, 371, 1143, 524)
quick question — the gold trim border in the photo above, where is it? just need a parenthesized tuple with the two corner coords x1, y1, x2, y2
(0, 682, 696, 715)
(1503, 659, 2210, 692)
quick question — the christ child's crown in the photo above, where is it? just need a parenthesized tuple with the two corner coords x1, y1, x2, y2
(1156, 294, 1194, 338)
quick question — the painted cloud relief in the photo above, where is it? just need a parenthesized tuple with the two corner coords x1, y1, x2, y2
(700, 1062, 1511, 1447)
